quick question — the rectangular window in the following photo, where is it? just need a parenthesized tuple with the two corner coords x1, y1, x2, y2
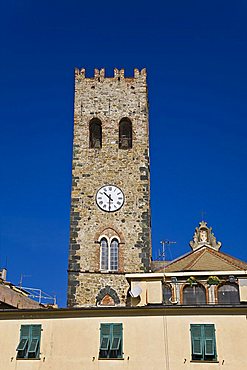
(99, 323, 123, 359)
(16, 325, 41, 359)
(190, 324, 217, 362)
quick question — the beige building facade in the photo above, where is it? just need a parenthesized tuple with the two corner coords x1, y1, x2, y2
(0, 306, 247, 370)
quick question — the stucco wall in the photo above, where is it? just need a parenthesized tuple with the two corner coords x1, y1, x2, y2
(0, 310, 246, 370)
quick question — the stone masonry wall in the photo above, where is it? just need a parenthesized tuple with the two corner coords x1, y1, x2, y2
(68, 68, 151, 307)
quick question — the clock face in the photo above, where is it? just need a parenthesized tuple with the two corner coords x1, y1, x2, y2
(96, 185, 124, 212)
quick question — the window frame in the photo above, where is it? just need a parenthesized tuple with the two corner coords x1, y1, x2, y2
(119, 118, 132, 149)
(183, 284, 206, 305)
(100, 238, 109, 271)
(163, 284, 172, 305)
(89, 118, 102, 149)
(99, 236, 119, 272)
(99, 323, 123, 359)
(217, 283, 240, 305)
(190, 324, 217, 362)
(16, 324, 41, 360)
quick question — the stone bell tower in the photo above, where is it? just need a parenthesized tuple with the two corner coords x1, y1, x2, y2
(67, 68, 151, 307)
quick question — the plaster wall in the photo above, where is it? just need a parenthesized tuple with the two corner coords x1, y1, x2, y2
(0, 313, 246, 370)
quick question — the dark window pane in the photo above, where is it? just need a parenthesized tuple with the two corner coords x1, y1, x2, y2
(110, 239, 118, 271)
(218, 284, 240, 304)
(89, 119, 102, 148)
(119, 119, 132, 149)
(100, 238, 108, 271)
(183, 285, 206, 305)
(163, 285, 172, 305)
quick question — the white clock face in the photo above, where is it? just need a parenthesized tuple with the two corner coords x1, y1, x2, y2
(96, 185, 124, 212)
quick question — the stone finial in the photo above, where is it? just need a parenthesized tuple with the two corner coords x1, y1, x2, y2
(189, 221, 222, 251)
(141, 68, 147, 76)
(99, 68, 105, 80)
(114, 68, 120, 78)
(134, 68, 140, 78)
(94, 69, 100, 79)
(80, 68, 85, 78)
(75, 68, 85, 78)
(120, 69, 125, 79)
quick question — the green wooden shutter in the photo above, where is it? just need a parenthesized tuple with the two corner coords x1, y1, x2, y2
(16, 325, 31, 359)
(204, 325, 215, 356)
(100, 324, 111, 351)
(191, 325, 203, 356)
(28, 325, 41, 358)
(111, 323, 122, 351)
(16, 325, 30, 351)
(16, 338, 28, 352)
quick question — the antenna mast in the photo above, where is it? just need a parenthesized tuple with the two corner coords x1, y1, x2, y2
(159, 240, 176, 261)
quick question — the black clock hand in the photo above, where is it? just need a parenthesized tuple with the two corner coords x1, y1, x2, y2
(104, 192, 113, 201)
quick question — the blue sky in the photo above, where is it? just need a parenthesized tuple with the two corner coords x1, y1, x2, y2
(1, 1, 247, 306)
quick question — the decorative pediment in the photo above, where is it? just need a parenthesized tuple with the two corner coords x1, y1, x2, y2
(189, 221, 221, 251)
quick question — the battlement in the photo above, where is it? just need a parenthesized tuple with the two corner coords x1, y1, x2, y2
(74, 68, 147, 81)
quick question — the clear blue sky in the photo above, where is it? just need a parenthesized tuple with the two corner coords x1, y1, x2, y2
(1, 1, 247, 307)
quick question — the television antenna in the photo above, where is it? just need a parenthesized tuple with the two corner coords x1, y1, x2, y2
(19, 273, 31, 288)
(158, 240, 176, 261)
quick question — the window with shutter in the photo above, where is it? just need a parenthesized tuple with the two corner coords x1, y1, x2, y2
(16, 324, 41, 359)
(191, 325, 203, 357)
(190, 324, 217, 361)
(204, 325, 215, 359)
(99, 323, 123, 359)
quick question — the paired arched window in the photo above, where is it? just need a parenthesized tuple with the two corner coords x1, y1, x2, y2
(89, 118, 102, 148)
(183, 284, 206, 305)
(119, 118, 132, 149)
(218, 284, 240, 304)
(163, 284, 172, 305)
(100, 237, 119, 271)
(89, 117, 132, 149)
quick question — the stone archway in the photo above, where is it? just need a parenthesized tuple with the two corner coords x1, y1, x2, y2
(96, 286, 120, 306)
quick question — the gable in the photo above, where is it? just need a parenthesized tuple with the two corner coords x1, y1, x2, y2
(156, 247, 247, 273)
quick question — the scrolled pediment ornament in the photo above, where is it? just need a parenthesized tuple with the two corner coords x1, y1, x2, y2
(189, 221, 221, 251)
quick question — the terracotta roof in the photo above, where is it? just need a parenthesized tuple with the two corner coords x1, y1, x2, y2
(154, 246, 247, 273)
(151, 260, 171, 271)
(0, 283, 44, 309)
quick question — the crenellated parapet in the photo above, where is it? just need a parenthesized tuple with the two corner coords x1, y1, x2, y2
(74, 67, 147, 81)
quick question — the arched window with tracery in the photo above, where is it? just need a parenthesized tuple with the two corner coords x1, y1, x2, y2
(119, 118, 132, 149)
(100, 238, 108, 270)
(89, 118, 102, 148)
(100, 237, 119, 272)
(183, 284, 206, 305)
(110, 239, 119, 271)
(218, 283, 240, 304)
(163, 284, 172, 305)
